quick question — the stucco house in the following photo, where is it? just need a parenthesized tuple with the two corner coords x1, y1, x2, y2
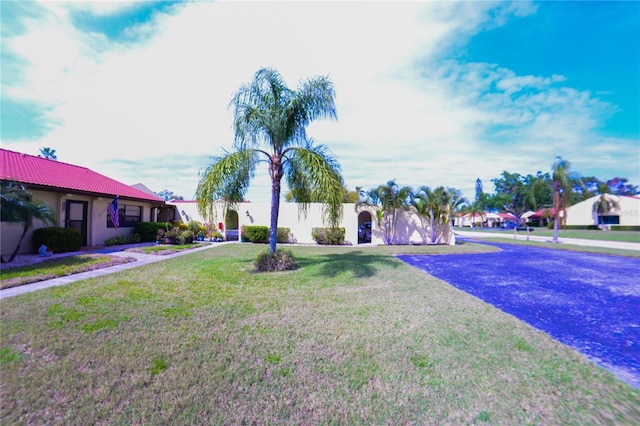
(164, 199, 455, 246)
(1, 149, 164, 255)
(565, 194, 640, 227)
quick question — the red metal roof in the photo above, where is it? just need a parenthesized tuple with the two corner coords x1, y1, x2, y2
(1, 149, 163, 203)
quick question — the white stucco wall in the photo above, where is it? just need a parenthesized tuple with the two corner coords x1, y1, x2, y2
(169, 200, 455, 246)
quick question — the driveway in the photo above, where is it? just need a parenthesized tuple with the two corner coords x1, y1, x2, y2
(397, 241, 640, 389)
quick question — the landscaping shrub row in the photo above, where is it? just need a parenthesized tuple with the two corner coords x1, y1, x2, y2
(312, 227, 345, 245)
(243, 226, 291, 244)
(135, 222, 173, 242)
(32, 227, 82, 253)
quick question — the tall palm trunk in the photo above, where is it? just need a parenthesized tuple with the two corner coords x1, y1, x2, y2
(269, 156, 284, 253)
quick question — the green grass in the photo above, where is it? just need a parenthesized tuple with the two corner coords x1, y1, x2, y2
(125, 243, 202, 254)
(1, 244, 638, 424)
(462, 227, 640, 243)
(0, 255, 136, 289)
(479, 238, 640, 258)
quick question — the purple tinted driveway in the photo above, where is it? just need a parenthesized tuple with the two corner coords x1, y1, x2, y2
(397, 241, 640, 389)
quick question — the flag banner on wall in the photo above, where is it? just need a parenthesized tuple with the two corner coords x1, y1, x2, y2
(108, 196, 119, 229)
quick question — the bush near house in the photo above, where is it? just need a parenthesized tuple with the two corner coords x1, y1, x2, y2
(244, 226, 269, 243)
(32, 227, 82, 253)
(312, 227, 345, 245)
(277, 228, 291, 244)
(134, 222, 172, 242)
(243, 226, 290, 244)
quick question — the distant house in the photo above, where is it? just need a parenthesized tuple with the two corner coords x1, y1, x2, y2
(565, 195, 640, 227)
(1, 149, 164, 255)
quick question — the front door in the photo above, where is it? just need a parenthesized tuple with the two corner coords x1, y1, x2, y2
(65, 200, 88, 246)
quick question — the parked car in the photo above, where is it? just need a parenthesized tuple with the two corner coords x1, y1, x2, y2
(500, 221, 534, 232)
(500, 222, 518, 229)
(358, 221, 372, 243)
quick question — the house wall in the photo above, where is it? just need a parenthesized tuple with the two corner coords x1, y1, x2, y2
(566, 195, 640, 227)
(171, 201, 454, 245)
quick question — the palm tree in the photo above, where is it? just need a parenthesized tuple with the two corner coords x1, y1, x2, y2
(39, 147, 57, 160)
(1, 181, 56, 263)
(196, 68, 344, 253)
(551, 156, 576, 243)
(358, 180, 412, 245)
(412, 186, 462, 244)
(592, 183, 620, 227)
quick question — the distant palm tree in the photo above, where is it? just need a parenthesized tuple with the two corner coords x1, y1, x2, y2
(196, 68, 343, 253)
(592, 183, 620, 227)
(1, 181, 56, 263)
(551, 156, 576, 243)
(39, 147, 57, 160)
(358, 180, 412, 245)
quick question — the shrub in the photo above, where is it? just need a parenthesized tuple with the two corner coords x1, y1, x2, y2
(254, 249, 297, 272)
(32, 227, 82, 253)
(277, 227, 290, 244)
(244, 226, 269, 243)
(104, 233, 142, 246)
(177, 230, 193, 245)
(104, 236, 128, 246)
(135, 222, 172, 242)
(312, 227, 345, 245)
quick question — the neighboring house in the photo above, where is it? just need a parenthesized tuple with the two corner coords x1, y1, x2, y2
(165, 200, 456, 245)
(565, 195, 640, 227)
(1, 149, 164, 255)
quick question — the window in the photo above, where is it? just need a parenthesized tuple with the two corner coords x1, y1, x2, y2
(107, 204, 142, 228)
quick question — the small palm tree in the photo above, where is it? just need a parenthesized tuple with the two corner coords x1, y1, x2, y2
(358, 180, 412, 245)
(412, 186, 462, 244)
(1, 182, 56, 263)
(39, 147, 57, 160)
(196, 68, 344, 254)
(592, 183, 620, 227)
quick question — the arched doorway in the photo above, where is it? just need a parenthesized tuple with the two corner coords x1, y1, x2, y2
(225, 210, 239, 241)
(357, 211, 372, 244)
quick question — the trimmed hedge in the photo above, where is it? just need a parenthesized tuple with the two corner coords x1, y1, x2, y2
(245, 226, 269, 243)
(312, 227, 345, 245)
(244, 226, 291, 244)
(277, 228, 291, 244)
(135, 222, 172, 242)
(32, 227, 82, 254)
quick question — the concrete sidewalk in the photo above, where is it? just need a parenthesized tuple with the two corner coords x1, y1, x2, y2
(0, 243, 225, 299)
(454, 229, 640, 251)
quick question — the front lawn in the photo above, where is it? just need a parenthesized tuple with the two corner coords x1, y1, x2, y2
(461, 227, 640, 243)
(0, 255, 136, 289)
(1, 244, 638, 424)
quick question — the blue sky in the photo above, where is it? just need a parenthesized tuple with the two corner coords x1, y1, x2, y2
(1, 1, 638, 203)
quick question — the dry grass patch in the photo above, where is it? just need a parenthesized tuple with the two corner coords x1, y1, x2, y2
(1, 243, 638, 424)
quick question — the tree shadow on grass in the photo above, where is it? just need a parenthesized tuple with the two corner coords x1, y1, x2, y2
(295, 250, 401, 279)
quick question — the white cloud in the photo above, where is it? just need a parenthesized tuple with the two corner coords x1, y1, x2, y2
(2, 1, 637, 203)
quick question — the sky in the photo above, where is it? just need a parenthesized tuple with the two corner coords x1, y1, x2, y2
(2, 0, 639, 203)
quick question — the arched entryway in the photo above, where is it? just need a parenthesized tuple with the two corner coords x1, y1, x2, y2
(357, 211, 372, 244)
(225, 210, 239, 241)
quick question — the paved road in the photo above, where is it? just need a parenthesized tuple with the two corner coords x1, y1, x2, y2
(398, 240, 640, 389)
